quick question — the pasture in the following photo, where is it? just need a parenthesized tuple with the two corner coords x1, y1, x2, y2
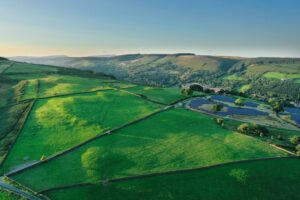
(126, 86, 188, 104)
(1, 90, 160, 173)
(46, 157, 300, 200)
(12, 108, 284, 191)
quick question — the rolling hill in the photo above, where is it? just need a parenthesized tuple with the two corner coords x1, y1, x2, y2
(0, 58, 300, 199)
(11, 54, 300, 103)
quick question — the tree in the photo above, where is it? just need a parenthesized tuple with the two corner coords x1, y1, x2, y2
(211, 104, 223, 112)
(289, 135, 300, 145)
(81, 147, 103, 179)
(181, 88, 193, 96)
(235, 98, 244, 106)
(189, 84, 203, 92)
(237, 123, 268, 136)
(268, 98, 284, 113)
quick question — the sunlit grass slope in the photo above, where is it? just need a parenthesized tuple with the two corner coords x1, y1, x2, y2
(1, 90, 160, 173)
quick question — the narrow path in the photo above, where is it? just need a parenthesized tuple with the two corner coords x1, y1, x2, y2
(0, 178, 42, 200)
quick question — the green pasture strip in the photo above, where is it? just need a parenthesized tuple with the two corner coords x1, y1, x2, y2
(12, 108, 284, 191)
(263, 72, 300, 80)
(45, 157, 300, 200)
(126, 86, 187, 104)
(37, 75, 114, 97)
(4, 63, 58, 74)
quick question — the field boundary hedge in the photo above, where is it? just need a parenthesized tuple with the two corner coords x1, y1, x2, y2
(40, 156, 299, 194)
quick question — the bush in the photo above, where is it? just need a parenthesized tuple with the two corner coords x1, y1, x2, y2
(216, 118, 223, 124)
(181, 88, 193, 96)
(235, 98, 244, 106)
(268, 98, 284, 113)
(237, 123, 268, 136)
(211, 104, 223, 112)
(289, 135, 300, 145)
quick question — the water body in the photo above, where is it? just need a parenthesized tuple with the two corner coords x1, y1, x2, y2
(189, 97, 267, 116)
(284, 107, 300, 125)
(211, 95, 259, 108)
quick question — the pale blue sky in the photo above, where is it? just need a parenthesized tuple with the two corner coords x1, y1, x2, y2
(0, 0, 299, 57)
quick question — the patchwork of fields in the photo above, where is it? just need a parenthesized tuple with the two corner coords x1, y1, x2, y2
(0, 61, 300, 200)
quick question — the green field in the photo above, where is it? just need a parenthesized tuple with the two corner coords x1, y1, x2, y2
(238, 84, 251, 93)
(21, 80, 38, 100)
(263, 72, 300, 80)
(12, 108, 284, 191)
(46, 157, 300, 200)
(37, 75, 113, 97)
(4, 63, 58, 74)
(126, 86, 188, 104)
(1, 90, 160, 173)
(0, 190, 21, 200)
(223, 74, 244, 81)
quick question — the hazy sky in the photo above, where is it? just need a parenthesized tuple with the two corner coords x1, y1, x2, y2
(0, 0, 299, 57)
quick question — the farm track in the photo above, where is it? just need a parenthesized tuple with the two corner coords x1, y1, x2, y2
(40, 156, 299, 194)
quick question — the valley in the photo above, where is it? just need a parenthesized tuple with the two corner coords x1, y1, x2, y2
(0, 58, 300, 200)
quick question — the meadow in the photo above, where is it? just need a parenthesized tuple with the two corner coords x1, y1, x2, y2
(12, 108, 284, 191)
(1, 90, 160, 173)
(46, 157, 300, 200)
(126, 86, 191, 104)
(263, 72, 300, 80)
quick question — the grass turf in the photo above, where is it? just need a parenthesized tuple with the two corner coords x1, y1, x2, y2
(263, 72, 300, 80)
(21, 80, 38, 100)
(126, 86, 187, 104)
(46, 157, 300, 200)
(1, 90, 160, 173)
(37, 75, 114, 97)
(4, 63, 58, 74)
(12, 108, 285, 191)
(0, 190, 21, 200)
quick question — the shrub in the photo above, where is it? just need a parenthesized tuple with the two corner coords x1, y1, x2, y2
(289, 135, 300, 145)
(268, 98, 284, 113)
(181, 88, 193, 96)
(229, 168, 248, 184)
(216, 118, 223, 124)
(211, 104, 223, 112)
(237, 123, 268, 136)
(235, 98, 244, 106)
